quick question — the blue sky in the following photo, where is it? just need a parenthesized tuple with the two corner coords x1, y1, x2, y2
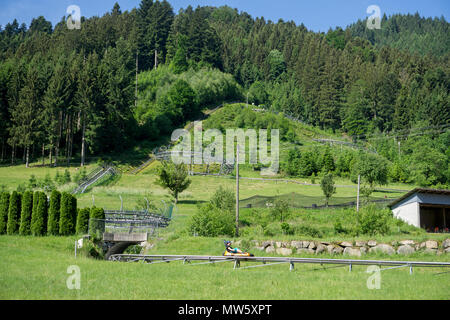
(0, 0, 448, 32)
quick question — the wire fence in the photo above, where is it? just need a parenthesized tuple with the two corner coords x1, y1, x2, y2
(88, 218, 164, 237)
(239, 193, 396, 209)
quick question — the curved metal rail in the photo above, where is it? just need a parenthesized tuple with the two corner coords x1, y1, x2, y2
(108, 254, 450, 273)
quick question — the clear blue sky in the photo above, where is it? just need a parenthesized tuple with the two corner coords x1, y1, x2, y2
(0, 0, 448, 32)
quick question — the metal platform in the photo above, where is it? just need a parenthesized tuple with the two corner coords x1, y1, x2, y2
(108, 254, 450, 273)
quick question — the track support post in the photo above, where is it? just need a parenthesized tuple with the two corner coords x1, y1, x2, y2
(290, 262, 294, 271)
(233, 260, 240, 269)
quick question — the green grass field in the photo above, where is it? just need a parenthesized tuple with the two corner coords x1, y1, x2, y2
(1, 236, 449, 300)
(1, 160, 449, 300)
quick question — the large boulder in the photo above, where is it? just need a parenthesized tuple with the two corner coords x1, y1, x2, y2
(340, 241, 353, 247)
(308, 242, 317, 250)
(262, 241, 273, 249)
(397, 245, 415, 255)
(315, 244, 326, 254)
(399, 240, 415, 246)
(425, 240, 438, 249)
(291, 241, 303, 249)
(343, 247, 361, 257)
(424, 248, 437, 255)
(266, 246, 275, 254)
(369, 244, 395, 255)
(276, 248, 293, 256)
(367, 240, 377, 247)
(355, 241, 367, 247)
(333, 246, 344, 255)
(442, 239, 450, 249)
(302, 241, 310, 248)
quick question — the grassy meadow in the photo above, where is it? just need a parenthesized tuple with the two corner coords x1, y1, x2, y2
(0, 159, 449, 300)
(1, 235, 449, 300)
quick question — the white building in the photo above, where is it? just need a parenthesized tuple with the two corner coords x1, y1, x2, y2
(389, 188, 450, 232)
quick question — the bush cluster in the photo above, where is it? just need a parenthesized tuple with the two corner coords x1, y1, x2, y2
(188, 187, 236, 237)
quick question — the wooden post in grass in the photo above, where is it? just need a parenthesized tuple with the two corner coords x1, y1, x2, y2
(235, 145, 240, 237)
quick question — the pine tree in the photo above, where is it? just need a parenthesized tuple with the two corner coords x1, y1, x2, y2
(76, 52, 99, 167)
(321, 147, 336, 173)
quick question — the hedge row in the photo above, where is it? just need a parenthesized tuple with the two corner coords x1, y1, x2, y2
(0, 190, 101, 236)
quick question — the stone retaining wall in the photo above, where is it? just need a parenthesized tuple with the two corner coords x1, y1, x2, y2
(233, 239, 450, 257)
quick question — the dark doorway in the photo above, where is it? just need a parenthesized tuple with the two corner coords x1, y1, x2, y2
(420, 205, 450, 232)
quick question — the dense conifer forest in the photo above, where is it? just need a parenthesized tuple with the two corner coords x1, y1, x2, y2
(0, 1, 448, 187)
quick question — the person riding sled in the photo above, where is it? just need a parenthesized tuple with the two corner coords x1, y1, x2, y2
(223, 240, 254, 256)
(224, 240, 243, 254)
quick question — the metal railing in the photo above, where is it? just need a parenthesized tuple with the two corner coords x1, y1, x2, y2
(109, 254, 450, 274)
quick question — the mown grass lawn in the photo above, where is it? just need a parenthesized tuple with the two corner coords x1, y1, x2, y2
(1, 236, 449, 300)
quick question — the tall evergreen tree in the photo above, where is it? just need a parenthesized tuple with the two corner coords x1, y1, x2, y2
(0, 192, 10, 234)
(7, 191, 21, 234)
(19, 190, 33, 235)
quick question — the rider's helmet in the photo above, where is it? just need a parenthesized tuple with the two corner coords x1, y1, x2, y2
(224, 240, 231, 247)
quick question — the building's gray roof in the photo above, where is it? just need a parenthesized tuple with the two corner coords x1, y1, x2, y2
(389, 188, 450, 209)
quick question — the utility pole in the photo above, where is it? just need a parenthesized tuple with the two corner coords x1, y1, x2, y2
(235, 145, 240, 237)
(154, 49, 158, 70)
(356, 174, 360, 212)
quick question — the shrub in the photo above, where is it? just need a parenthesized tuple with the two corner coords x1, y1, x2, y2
(270, 199, 290, 222)
(78, 239, 104, 259)
(189, 204, 235, 237)
(31, 192, 48, 236)
(19, 191, 33, 235)
(0, 192, 10, 234)
(47, 190, 61, 235)
(295, 224, 323, 238)
(59, 192, 77, 235)
(76, 208, 90, 235)
(281, 222, 294, 235)
(356, 204, 390, 236)
(28, 175, 38, 189)
(7, 191, 21, 234)
(89, 207, 105, 239)
(263, 222, 282, 237)
(90, 206, 105, 220)
(41, 174, 55, 192)
(333, 219, 347, 235)
(209, 186, 235, 211)
(63, 169, 71, 183)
